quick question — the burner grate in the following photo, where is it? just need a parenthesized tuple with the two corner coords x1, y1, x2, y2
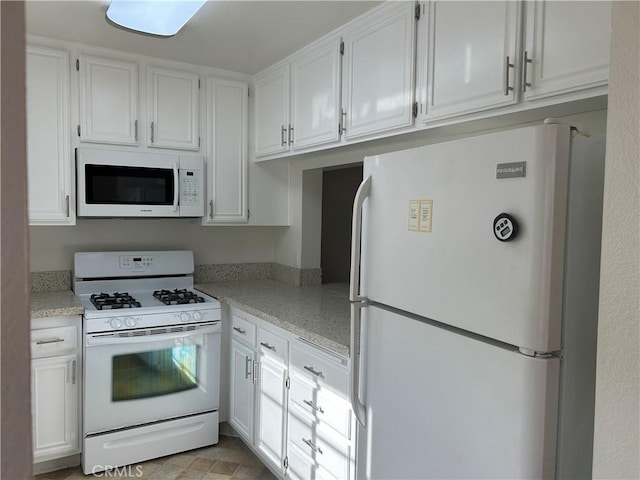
(153, 288, 205, 306)
(90, 292, 141, 310)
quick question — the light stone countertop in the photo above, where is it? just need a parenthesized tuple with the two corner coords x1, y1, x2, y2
(196, 280, 351, 357)
(30, 290, 84, 319)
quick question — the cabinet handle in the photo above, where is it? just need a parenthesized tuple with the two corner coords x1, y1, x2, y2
(233, 327, 246, 335)
(253, 361, 260, 384)
(260, 342, 276, 352)
(288, 125, 294, 145)
(504, 56, 515, 96)
(522, 51, 532, 92)
(65, 195, 70, 218)
(209, 200, 214, 219)
(341, 108, 347, 132)
(71, 360, 76, 385)
(302, 438, 323, 455)
(134, 120, 138, 141)
(150, 121, 155, 143)
(303, 399, 324, 414)
(303, 365, 324, 378)
(36, 338, 65, 345)
(245, 355, 252, 379)
(281, 125, 286, 146)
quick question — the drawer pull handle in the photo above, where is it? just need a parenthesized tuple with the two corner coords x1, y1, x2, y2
(304, 365, 324, 378)
(260, 342, 276, 351)
(36, 338, 65, 345)
(303, 399, 324, 414)
(233, 327, 247, 335)
(302, 438, 323, 455)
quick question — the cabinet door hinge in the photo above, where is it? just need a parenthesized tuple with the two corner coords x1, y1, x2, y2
(76, 59, 79, 71)
(412, 102, 418, 118)
(198, 78, 201, 89)
(198, 137, 201, 148)
(71, 360, 76, 385)
(247, 209, 250, 220)
(283, 456, 289, 470)
(415, 2, 421, 20)
(340, 40, 344, 56)
(285, 377, 290, 389)
(77, 125, 81, 137)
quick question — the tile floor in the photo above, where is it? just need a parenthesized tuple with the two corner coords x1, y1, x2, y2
(34, 435, 277, 480)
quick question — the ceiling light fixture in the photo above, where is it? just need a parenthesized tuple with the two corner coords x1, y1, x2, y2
(106, 0, 207, 37)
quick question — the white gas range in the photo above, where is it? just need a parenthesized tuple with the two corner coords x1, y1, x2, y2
(74, 251, 221, 475)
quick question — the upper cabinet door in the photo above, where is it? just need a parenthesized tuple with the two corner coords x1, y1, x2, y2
(148, 67, 200, 150)
(343, 1, 416, 140)
(26, 45, 74, 226)
(426, 1, 519, 120)
(79, 55, 138, 145)
(255, 64, 291, 157)
(204, 78, 248, 224)
(522, 1, 611, 100)
(291, 37, 343, 150)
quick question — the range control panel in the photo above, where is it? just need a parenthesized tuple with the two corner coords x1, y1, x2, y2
(120, 255, 155, 269)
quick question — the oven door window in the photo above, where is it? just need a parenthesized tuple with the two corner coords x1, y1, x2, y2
(112, 345, 198, 401)
(85, 164, 174, 205)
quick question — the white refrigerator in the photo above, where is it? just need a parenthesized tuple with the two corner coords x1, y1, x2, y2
(349, 123, 605, 479)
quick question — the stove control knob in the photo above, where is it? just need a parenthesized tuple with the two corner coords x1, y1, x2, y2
(180, 312, 192, 323)
(124, 316, 136, 328)
(110, 318, 123, 329)
(193, 311, 203, 322)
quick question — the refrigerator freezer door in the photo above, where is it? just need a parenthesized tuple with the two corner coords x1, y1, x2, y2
(356, 305, 559, 479)
(361, 124, 570, 352)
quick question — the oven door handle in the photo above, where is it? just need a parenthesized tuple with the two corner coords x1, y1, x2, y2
(86, 324, 220, 346)
(172, 162, 179, 212)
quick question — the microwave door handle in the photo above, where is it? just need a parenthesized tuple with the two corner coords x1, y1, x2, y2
(172, 163, 179, 212)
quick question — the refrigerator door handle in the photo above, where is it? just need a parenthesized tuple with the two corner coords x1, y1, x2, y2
(350, 175, 372, 302)
(350, 302, 367, 427)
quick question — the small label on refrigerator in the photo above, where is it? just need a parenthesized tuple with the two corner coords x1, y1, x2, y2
(419, 200, 433, 232)
(496, 162, 526, 179)
(408, 200, 419, 231)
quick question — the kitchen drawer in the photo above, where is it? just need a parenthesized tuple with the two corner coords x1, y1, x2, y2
(287, 443, 338, 480)
(290, 371, 351, 439)
(288, 408, 351, 480)
(31, 325, 77, 358)
(231, 312, 256, 347)
(258, 327, 288, 363)
(291, 340, 348, 395)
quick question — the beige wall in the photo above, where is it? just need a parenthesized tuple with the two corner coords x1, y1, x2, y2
(30, 222, 283, 271)
(592, 2, 640, 478)
(0, 1, 33, 477)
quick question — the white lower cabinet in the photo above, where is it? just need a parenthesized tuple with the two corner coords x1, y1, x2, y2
(31, 317, 81, 468)
(256, 353, 288, 471)
(227, 307, 354, 478)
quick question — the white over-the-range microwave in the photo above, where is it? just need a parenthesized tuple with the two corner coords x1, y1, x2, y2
(76, 148, 204, 218)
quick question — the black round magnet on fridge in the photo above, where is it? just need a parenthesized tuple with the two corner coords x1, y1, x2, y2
(493, 213, 518, 242)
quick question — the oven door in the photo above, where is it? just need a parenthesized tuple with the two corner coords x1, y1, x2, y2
(76, 148, 180, 217)
(84, 322, 220, 435)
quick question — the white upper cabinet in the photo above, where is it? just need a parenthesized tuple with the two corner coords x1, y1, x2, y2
(425, 1, 519, 121)
(26, 45, 74, 226)
(78, 55, 138, 145)
(203, 78, 248, 224)
(148, 67, 200, 150)
(290, 37, 343, 150)
(522, 1, 611, 100)
(343, 1, 416, 140)
(254, 64, 291, 157)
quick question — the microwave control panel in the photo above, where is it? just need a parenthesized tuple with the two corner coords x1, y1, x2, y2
(180, 169, 201, 207)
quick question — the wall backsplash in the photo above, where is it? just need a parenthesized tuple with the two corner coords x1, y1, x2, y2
(31, 263, 321, 292)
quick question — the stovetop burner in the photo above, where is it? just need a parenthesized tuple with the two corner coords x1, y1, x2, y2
(90, 292, 141, 310)
(153, 289, 205, 306)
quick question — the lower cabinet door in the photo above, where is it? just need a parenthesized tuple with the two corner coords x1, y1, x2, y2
(32, 354, 79, 461)
(256, 354, 288, 472)
(229, 339, 255, 441)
